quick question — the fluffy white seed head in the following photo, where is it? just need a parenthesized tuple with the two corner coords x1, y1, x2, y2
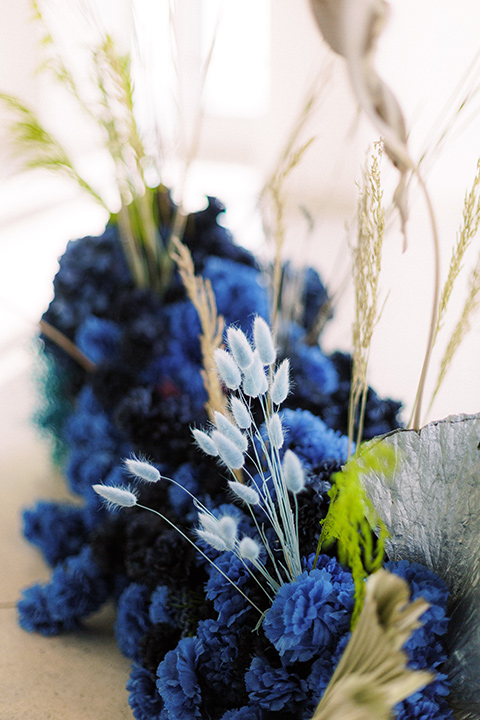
(216, 516, 238, 550)
(242, 351, 268, 398)
(282, 450, 306, 494)
(270, 359, 290, 406)
(228, 480, 260, 506)
(239, 536, 260, 562)
(211, 430, 245, 470)
(253, 316, 276, 365)
(214, 411, 248, 453)
(197, 529, 227, 552)
(192, 428, 219, 457)
(197, 512, 219, 535)
(213, 348, 242, 390)
(226, 327, 254, 370)
(93, 484, 138, 509)
(230, 396, 252, 430)
(124, 457, 161, 483)
(266, 413, 284, 449)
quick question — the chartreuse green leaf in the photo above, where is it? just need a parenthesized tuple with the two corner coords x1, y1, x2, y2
(314, 442, 396, 624)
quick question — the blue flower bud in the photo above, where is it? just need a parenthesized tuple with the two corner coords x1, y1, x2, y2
(92, 484, 138, 509)
(230, 396, 252, 430)
(282, 450, 305, 494)
(214, 411, 248, 453)
(239, 536, 260, 562)
(211, 430, 245, 469)
(228, 480, 260, 506)
(124, 457, 161, 483)
(227, 327, 254, 370)
(253, 316, 276, 365)
(192, 428, 219, 457)
(266, 413, 284, 449)
(213, 348, 242, 390)
(242, 351, 268, 398)
(270, 359, 290, 405)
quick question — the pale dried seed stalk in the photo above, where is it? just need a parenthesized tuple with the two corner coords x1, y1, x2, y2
(267, 138, 316, 336)
(348, 144, 385, 456)
(261, 76, 329, 337)
(170, 236, 227, 423)
(430, 261, 480, 409)
(433, 158, 480, 346)
(310, 569, 433, 720)
(309, 0, 441, 430)
(39, 320, 96, 373)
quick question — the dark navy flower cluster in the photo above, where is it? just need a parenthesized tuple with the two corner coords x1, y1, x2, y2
(19, 193, 453, 719)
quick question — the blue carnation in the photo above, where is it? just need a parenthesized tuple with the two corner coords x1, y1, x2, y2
(203, 256, 269, 331)
(396, 696, 454, 720)
(157, 636, 204, 720)
(205, 549, 252, 627)
(66, 447, 118, 498)
(290, 340, 339, 396)
(263, 558, 354, 663)
(385, 561, 449, 659)
(245, 655, 308, 711)
(168, 464, 201, 517)
(141, 343, 206, 408)
(197, 619, 245, 700)
(17, 583, 72, 636)
(75, 315, 122, 364)
(280, 408, 350, 469)
(18, 547, 108, 635)
(127, 664, 166, 720)
(22, 501, 89, 566)
(219, 706, 264, 720)
(115, 583, 152, 661)
(149, 586, 172, 625)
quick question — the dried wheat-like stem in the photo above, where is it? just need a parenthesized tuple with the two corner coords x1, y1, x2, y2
(430, 259, 480, 410)
(170, 236, 226, 423)
(261, 74, 330, 338)
(408, 170, 441, 429)
(39, 320, 96, 373)
(267, 138, 316, 336)
(434, 158, 480, 346)
(348, 144, 385, 457)
(424, 159, 480, 413)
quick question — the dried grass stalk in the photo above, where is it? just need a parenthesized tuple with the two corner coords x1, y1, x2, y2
(434, 158, 480, 344)
(431, 260, 480, 409)
(39, 320, 96, 373)
(261, 76, 328, 336)
(348, 143, 385, 455)
(170, 236, 226, 423)
(310, 569, 433, 720)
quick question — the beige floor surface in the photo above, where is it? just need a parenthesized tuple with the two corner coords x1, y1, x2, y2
(0, 359, 133, 720)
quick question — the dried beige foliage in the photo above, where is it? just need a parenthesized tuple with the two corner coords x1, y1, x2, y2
(309, 0, 412, 233)
(170, 236, 226, 422)
(310, 569, 433, 720)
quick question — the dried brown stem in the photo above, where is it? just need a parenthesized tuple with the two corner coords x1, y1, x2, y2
(39, 320, 96, 373)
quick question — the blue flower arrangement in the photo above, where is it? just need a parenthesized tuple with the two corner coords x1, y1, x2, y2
(17, 209, 458, 717)
(7, 1, 480, 715)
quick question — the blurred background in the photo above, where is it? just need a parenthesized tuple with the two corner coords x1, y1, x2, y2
(1, 0, 480, 423)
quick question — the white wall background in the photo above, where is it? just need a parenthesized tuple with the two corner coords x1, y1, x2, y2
(1, 0, 480, 424)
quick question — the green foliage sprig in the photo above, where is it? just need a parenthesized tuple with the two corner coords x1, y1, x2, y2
(0, 93, 107, 210)
(313, 443, 395, 625)
(1, 1, 173, 294)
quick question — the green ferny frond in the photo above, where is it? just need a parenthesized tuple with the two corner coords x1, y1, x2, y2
(313, 443, 396, 626)
(0, 93, 107, 209)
